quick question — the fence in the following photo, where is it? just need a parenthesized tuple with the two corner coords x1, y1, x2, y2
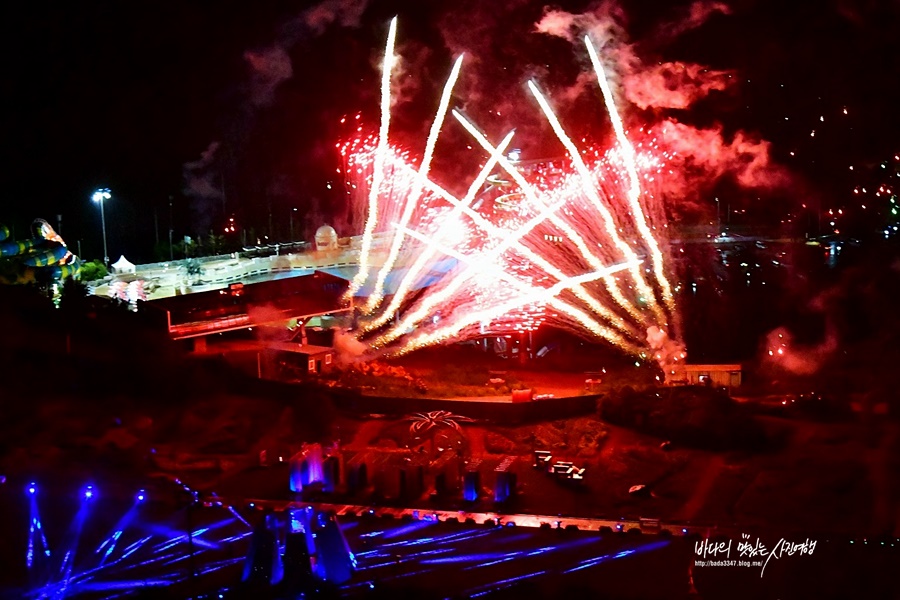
(329, 388, 599, 424)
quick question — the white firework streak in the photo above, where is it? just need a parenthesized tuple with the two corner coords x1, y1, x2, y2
(393, 225, 640, 354)
(361, 130, 515, 334)
(585, 36, 675, 323)
(372, 157, 643, 348)
(526, 79, 664, 326)
(375, 185, 568, 347)
(347, 16, 397, 301)
(452, 110, 646, 333)
(345, 18, 684, 357)
(365, 53, 465, 312)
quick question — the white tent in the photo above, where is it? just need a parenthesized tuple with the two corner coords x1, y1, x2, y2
(111, 255, 136, 274)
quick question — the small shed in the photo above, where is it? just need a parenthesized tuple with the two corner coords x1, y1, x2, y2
(665, 364, 742, 389)
(270, 342, 335, 374)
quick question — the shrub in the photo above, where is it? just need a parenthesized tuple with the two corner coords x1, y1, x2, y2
(79, 259, 108, 281)
(600, 385, 767, 451)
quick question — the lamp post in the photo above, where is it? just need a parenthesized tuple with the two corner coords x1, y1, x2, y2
(289, 207, 298, 241)
(92, 188, 111, 265)
(169, 196, 174, 261)
(715, 197, 721, 235)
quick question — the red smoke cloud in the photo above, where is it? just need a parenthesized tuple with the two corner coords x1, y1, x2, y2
(655, 1, 732, 41)
(244, 47, 293, 108)
(765, 326, 838, 376)
(531, 1, 791, 205)
(655, 120, 791, 191)
(623, 63, 733, 110)
(534, 3, 736, 112)
(534, 2, 627, 45)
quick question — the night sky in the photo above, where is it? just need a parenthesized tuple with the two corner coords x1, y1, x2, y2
(1, 0, 899, 262)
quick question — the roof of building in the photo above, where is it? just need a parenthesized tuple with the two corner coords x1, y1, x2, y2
(267, 342, 334, 356)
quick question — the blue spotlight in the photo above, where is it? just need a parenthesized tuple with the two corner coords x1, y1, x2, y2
(136, 490, 146, 502)
(27, 482, 36, 495)
(682, 528, 688, 535)
(84, 485, 94, 500)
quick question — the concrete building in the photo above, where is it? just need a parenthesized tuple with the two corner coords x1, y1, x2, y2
(270, 343, 335, 374)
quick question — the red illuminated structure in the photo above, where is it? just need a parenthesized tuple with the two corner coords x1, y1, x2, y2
(146, 271, 351, 349)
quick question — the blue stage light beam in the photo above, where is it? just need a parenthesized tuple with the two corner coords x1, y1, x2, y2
(420, 551, 519, 565)
(562, 539, 670, 574)
(96, 498, 142, 565)
(227, 506, 251, 528)
(26, 483, 51, 570)
(118, 536, 152, 561)
(52, 485, 96, 597)
(467, 570, 548, 598)
(379, 519, 436, 540)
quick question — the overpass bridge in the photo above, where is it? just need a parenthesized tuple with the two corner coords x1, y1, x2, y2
(146, 271, 352, 343)
(124, 229, 826, 345)
(97, 235, 458, 303)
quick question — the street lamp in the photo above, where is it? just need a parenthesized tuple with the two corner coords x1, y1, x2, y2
(168, 195, 174, 261)
(715, 197, 720, 235)
(92, 188, 111, 265)
(289, 207, 298, 241)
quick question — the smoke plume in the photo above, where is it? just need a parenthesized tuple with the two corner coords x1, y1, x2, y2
(624, 63, 733, 110)
(534, 3, 735, 111)
(184, 0, 372, 233)
(764, 326, 838, 376)
(244, 46, 293, 108)
(183, 141, 223, 234)
(655, 120, 792, 191)
(654, 1, 732, 41)
(534, 2, 627, 45)
(531, 2, 791, 206)
(333, 328, 368, 363)
(246, 0, 371, 107)
(646, 325, 687, 369)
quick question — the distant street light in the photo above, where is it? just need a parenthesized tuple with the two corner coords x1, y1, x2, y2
(168, 196, 174, 261)
(92, 188, 111, 265)
(290, 207, 298, 241)
(715, 197, 720, 234)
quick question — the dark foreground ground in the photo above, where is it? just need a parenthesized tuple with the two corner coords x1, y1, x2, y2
(1, 490, 897, 600)
(2, 277, 900, 599)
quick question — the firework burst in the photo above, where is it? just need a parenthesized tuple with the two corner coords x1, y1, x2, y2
(343, 19, 684, 362)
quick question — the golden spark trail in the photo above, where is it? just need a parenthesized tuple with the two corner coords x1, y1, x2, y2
(452, 109, 648, 329)
(394, 225, 640, 354)
(365, 53, 465, 312)
(346, 16, 397, 303)
(526, 80, 663, 325)
(585, 36, 675, 322)
(361, 129, 515, 333)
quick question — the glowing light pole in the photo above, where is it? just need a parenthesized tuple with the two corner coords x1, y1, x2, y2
(715, 197, 720, 234)
(289, 207, 297, 241)
(92, 188, 111, 265)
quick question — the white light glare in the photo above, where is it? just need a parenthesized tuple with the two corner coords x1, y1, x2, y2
(92, 188, 111, 203)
